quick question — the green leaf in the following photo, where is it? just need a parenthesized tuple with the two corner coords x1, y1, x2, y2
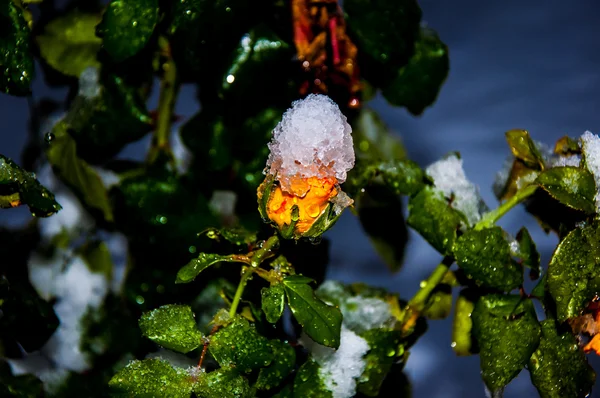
(453, 227, 523, 291)
(256, 340, 296, 391)
(203, 227, 257, 246)
(194, 367, 254, 398)
(380, 160, 426, 196)
(139, 304, 203, 353)
(530, 274, 547, 300)
(180, 111, 232, 172)
(344, 0, 421, 71)
(0, 154, 61, 217)
(352, 108, 407, 162)
(547, 221, 600, 322)
(357, 329, 404, 396)
(472, 294, 541, 394)
(529, 320, 595, 398)
(451, 289, 477, 356)
(36, 10, 102, 77)
(515, 227, 541, 280)
(109, 358, 193, 397)
(293, 359, 332, 398)
(505, 129, 545, 169)
(407, 186, 465, 255)
(283, 275, 343, 348)
(354, 183, 408, 272)
(535, 166, 596, 214)
(0, 0, 33, 96)
(422, 283, 452, 320)
(46, 121, 114, 222)
(209, 316, 274, 372)
(381, 27, 449, 115)
(176, 253, 239, 284)
(77, 239, 113, 280)
(97, 0, 158, 62)
(271, 385, 293, 398)
(261, 284, 285, 324)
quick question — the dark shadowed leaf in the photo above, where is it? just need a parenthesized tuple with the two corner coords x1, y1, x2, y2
(109, 358, 193, 397)
(381, 27, 449, 115)
(194, 367, 254, 398)
(97, 0, 158, 62)
(357, 329, 404, 396)
(36, 10, 102, 77)
(0, 362, 43, 398)
(293, 359, 332, 398)
(407, 186, 465, 255)
(0, 154, 61, 217)
(453, 227, 523, 291)
(548, 221, 600, 322)
(352, 108, 407, 162)
(535, 166, 596, 214)
(472, 294, 540, 394)
(209, 316, 274, 372)
(515, 227, 541, 280)
(77, 239, 114, 280)
(529, 320, 595, 398)
(0, 0, 33, 95)
(261, 283, 285, 324)
(139, 304, 203, 353)
(283, 275, 343, 348)
(256, 340, 296, 391)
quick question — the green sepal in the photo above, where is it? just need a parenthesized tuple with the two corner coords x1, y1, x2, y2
(258, 174, 275, 222)
(453, 227, 523, 291)
(381, 27, 449, 115)
(407, 186, 466, 255)
(547, 220, 600, 322)
(0, 0, 34, 96)
(139, 304, 203, 353)
(97, 0, 159, 63)
(261, 283, 285, 324)
(108, 358, 193, 397)
(528, 320, 595, 398)
(0, 154, 61, 217)
(472, 294, 541, 394)
(255, 340, 296, 391)
(209, 316, 274, 373)
(35, 10, 102, 77)
(283, 275, 343, 348)
(194, 367, 254, 398)
(535, 166, 596, 214)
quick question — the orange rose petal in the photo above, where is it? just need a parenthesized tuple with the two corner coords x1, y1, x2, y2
(584, 334, 600, 356)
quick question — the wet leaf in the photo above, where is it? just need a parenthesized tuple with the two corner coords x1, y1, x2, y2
(535, 166, 596, 214)
(97, 0, 158, 62)
(547, 221, 600, 322)
(454, 227, 523, 291)
(209, 316, 274, 372)
(422, 283, 452, 320)
(530, 274, 547, 301)
(109, 358, 193, 397)
(354, 183, 408, 272)
(0, 154, 61, 217)
(357, 329, 404, 396)
(515, 227, 541, 280)
(46, 121, 113, 222)
(194, 367, 254, 398)
(451, 289, 477, 356)
(36, 10, 102, 77)
(176, 253, 239, 284)
(505, 129, 545, 169)
(380, 160, 426, 196)
(407, 186, 466, 255)
(352, 108, 407, 162)
(293, 359, 332, 398)
(283, 275, 343, 348)
(0, 0, 33, 95)
(472, 294, 540, 394)
(255, 340, 296, 391)
(381, 27, 449, 115)
(529, 320, 595, 398)
(180, 111, 232, 173)
(139, 304, 203, 353)
(203, 227, 257, 246)
(344, 0, 421, 72)
(261, 283, 285, 324)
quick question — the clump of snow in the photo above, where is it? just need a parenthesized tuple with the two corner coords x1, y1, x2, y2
(78, 67, 101, 99)
(265, 94, 355, 194)
(171, 129, 192, 174)
(548, 154, 581, 168)
(492, 156, 514, 198)
(581, 131, 600, 211)
(343, 296, 394, 333)
(425, 153, 487, 226)
(7, 353, 70, 395)
(301, 326, 369, 398)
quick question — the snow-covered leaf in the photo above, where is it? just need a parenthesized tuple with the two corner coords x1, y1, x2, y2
(535, 166, 596, 214)
(139, 304, 203, 354)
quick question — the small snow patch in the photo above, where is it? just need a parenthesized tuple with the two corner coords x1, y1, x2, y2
(581, 131, 600, 211)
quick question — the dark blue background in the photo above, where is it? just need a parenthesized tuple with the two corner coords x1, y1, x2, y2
(1, 0, 600, 396)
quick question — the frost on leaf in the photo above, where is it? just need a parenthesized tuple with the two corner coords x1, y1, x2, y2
(265, 94, 355, 195)
(425, 153, 486, 226)
(580, 130, 600, 212)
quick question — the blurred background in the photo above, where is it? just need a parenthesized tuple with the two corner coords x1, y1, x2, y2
(1, 0, 600, 396)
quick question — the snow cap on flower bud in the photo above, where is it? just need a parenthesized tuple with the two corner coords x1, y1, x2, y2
(258, 94, 355, 239)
